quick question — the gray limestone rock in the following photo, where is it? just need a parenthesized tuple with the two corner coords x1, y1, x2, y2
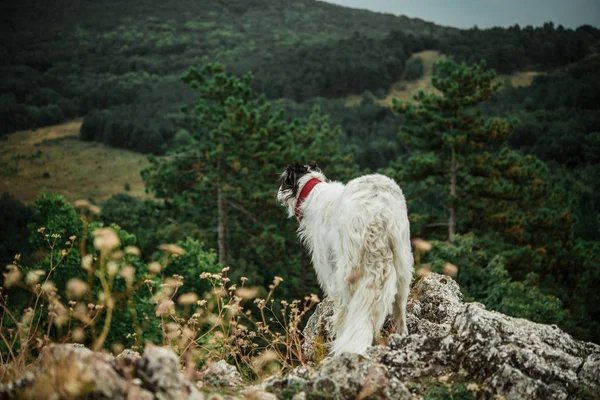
(136, 345, 190, 399)
(200, 359, 243, 388)
(0, 343, 202, 400)
(264, 353, 416, 400)
(302, 273, 600, 399)
(302, 299, 336, 361)
(3, 272, 599, 400)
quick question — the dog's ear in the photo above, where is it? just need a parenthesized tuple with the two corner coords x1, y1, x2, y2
(308, 160, 320, 172)
(279, 169, 291, 186)
(279, 165, 298, 190)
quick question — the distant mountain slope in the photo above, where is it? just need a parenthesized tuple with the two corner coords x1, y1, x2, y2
(2, 0, 451, 67)
(1, 0, 598, 145)
(0, 0, 453, 136)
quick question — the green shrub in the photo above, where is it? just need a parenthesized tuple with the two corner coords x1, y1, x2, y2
(0, 193, 38, 266)
(28, 193, 82, 255)
(171, 129, 195, 149)
(161, 238, 221, 297)
(421, 234, 568, 326)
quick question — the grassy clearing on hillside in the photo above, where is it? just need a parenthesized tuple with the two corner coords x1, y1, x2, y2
(496, 70, 539, 87)
(381, 50, 444, 105)
(346, 50, 539, 106)
(0, 120, 150, 203)
(344, 50, 444, 106)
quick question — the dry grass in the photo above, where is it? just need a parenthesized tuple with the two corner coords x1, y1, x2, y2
(345, 50, 540, 107)
(379, 50, 445, 106)
(0, 120, 151, 203)
(1, 211, 320, 384)
(496, 70, 539, 87)
(345, 50, 444, 107)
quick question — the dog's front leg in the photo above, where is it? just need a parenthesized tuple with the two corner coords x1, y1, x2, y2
(328, 259, 352, 340)
(331, 287, 349, 339)
(321, 271, 346, 336)
(392, 272, 411, 336)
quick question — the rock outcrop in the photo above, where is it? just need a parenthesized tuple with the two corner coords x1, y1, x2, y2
(200, 359, 243, 388)
(297, 273, 600, 399)
(2, 273, 599, 399)
(0, 344, 202, 400)
(263, 353, 418, 400)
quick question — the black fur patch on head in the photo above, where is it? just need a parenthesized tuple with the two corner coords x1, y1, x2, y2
(278, 162, 321, 200)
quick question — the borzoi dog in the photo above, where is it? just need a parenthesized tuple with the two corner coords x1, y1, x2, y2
(277, 162, 413, 356)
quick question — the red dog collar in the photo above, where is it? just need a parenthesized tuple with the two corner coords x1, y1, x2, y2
(295, 178, 322, 221)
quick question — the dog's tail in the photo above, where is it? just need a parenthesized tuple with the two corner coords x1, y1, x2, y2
(330, 215, 398, 356)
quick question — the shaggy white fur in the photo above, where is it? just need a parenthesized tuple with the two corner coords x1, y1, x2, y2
(278, 168, 414, 356)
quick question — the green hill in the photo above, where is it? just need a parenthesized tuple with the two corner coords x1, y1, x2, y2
(2, 0, 598, 147)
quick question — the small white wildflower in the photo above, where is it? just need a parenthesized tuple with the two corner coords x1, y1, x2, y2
(25, 270, 45, 285)
(119, 265, 135, 284)
(411, 238, 432, 252)
(81, 254, 93, 271)
(66, 278, 89, 299)
(148, 262, 162, 274)
(177, 292, 199, 306)
(107, 261, 119, 276)
(158, 244, 185, 256)
(443, 262, 459, 278)
(93, 228, 120, 251)
(124, 246, 141, 256)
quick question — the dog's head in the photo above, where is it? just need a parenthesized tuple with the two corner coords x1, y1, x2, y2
(277, 161, 325, 217)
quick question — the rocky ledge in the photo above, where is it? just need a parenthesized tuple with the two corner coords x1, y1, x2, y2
(2, 273, 599, 399)
(289, 273, 600, 399)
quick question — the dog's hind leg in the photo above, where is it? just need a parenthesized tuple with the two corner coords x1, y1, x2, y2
(392, 229, 414, 336)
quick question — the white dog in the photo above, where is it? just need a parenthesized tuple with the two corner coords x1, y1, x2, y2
(277, 162, 414, 356)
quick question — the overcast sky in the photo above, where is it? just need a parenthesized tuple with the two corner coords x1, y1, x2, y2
(323, 0, 600, 29)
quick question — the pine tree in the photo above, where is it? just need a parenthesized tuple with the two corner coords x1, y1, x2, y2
(393, 58, 513, 242)
(393, 59, 582, 328)
(142, 64, 358, 294)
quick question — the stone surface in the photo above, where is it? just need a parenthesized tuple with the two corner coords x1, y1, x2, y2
(201, 359, 243, 388)
(264, 353, 416, 400)
(0, 343, 202, 400)
(136, 345, 192, 399)
(3, 273, 599, 399)
(302, 273, 600, 399)
(302, 299, 335, 362)
(448, 302, 600, 399)
(244, 390, 279, 400)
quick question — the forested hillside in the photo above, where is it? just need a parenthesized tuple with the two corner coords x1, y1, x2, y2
(1, 0, 442, 138)
(2, 0, 598, 150)
(1, 0, 600, 374)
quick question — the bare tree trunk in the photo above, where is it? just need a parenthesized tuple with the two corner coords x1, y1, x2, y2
(449, 144, 457, 242)
(217, 187, 227, 265)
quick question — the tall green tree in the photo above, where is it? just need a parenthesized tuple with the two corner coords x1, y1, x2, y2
(392, 59, 577, 273)
(392, 58, 596, 340)
(142, 64, 358, 294)
(392, 59, 513, 242)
